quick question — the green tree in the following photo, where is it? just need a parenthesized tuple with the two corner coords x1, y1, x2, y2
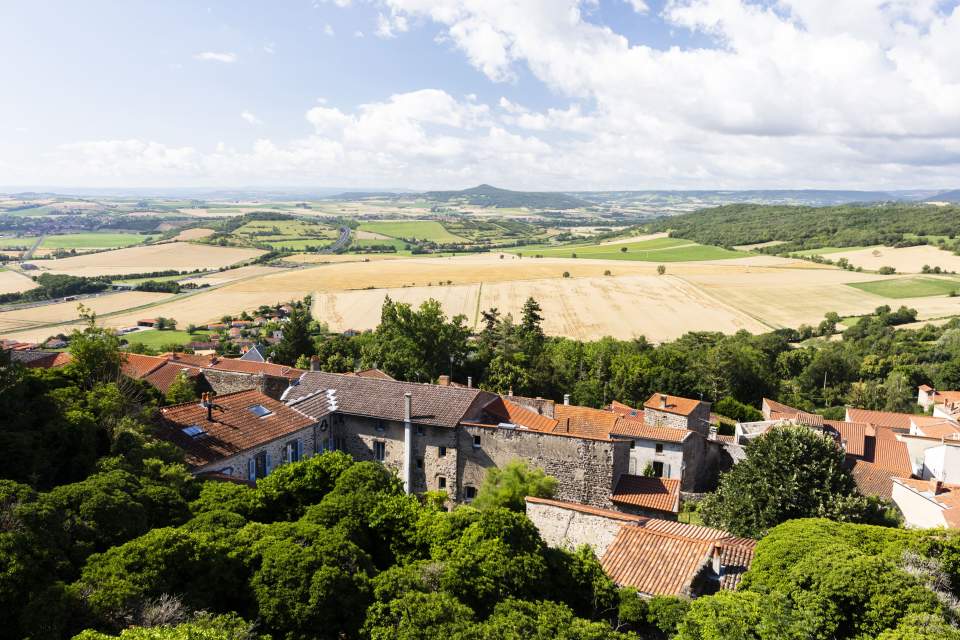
(164, 372, 197, 404)
(699, 427, 867, 537)
(473, 460, 557, 512)
(71, 614, 265, 640)
(272, 301, 315, 366)
(69, 306, 122, 389)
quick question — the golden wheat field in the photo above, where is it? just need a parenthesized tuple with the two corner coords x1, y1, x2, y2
(0, 292, 172, 335)
(172, 227, 215, 241)
(0, 269, 38, 295)
(3, 252, 959, 344)
(820, 245, 960, 274)
(30, 242, 265, 277)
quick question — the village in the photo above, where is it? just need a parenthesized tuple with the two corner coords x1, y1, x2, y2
(8, 333, 960, 604)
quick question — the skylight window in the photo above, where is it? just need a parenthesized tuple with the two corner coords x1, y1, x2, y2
(182, 425, 206, 438)
(249, 404, 273, 418)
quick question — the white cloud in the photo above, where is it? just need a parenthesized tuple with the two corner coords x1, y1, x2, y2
(194, 51, 237, 63)
(263, 43, 276, 54)
(354, 30, 365, 37)
(623, 0, 649, 13)
(375, 12, 408, 38)
(240, 110, 262, 125)
(324, 24, 335, 36)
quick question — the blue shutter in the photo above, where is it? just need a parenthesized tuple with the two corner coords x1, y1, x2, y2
(265, 452, 273, 475)
(247, 459, 255, 482)
(295, 439, 303, 461)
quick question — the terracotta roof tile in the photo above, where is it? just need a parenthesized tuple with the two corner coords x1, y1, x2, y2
(121, 353, 168, 379)
(9, 350, 72, 368)
(611, 475, 680, 513)
(553, 404, 620, 440)
(849, 460, 898, 500)
(162, 353, 304, 379)
(846, 407, 915, 431)
(872, 426, 913, 476)
(143, 362, 202, 394)
(894, 478, 960, 517)
(610, 416, 690, 443)
(644, 393, 703, 416)
(601, 526, 714, 596)
(159, 389, 316, 469)
(824, 420, 868, 457)
(483, 397, 559, 432)
(719, 543, 755, 590)
(349, 368, 395, 380)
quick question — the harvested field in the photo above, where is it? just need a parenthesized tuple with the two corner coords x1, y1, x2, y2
(172, 227, 215, 241)
(818, 245, 960, 273)
(312, 274, 769, 341)
(33, 242, 265, 277)
(354, 229, 393, 240)
(734, 240, 787, 251)
(180, 265, 289, 286)
(40, 233, 151, 249)
(0, 291, 172, 335)
(599, 232, 669, 246)
(283, 253, 404, 264)
(0, 269, 38, 295)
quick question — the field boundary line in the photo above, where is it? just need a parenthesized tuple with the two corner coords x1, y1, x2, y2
(670, 274, 779, 331)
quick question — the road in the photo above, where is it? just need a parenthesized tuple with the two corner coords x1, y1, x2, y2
(323, 226, 351, 253)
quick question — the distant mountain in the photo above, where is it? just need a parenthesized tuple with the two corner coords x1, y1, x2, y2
(927, 189, 960, 202)
(572, 189, 911, 207)
(422, 184, 591, 210)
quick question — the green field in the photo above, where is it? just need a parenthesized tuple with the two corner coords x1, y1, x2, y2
(111, 273, 191, 285)
(358, 220, 466, 243)
(348, 238, 410, 253)
(122, 330, 210, 348)
(263, 238, 335, 250)
(235, 219, 333, 236)
(40, 233, 154, 249)
(512, 237, 746, 262)
(847, 276, 960, 299)
(0, 236, 39, 249)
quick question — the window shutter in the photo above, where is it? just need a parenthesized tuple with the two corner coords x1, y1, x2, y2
(265, 452, 273, 475)
(285, 443, 292, 463)
(247, 459, 255, 482)
(295, 439, 302, 461)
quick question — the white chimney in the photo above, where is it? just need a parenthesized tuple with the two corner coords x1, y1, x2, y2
(563, 394, 571, 405)
(467, 376, 473, 388)
(404, 392, 412, 423)
(310, 355, 320, 371)
(659, 393, 668, 409)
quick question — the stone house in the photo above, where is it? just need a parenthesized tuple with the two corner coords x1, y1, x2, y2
(643, 393, 712, 436)
(525, 497, 755, 598)
(158, 389, 328, 482)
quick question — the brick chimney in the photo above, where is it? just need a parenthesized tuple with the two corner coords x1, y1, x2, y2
(437, 375, 450, 386)
(310, 355, 321, 372)
(659, 393, 668, 409)
(930, 478, 944, 495)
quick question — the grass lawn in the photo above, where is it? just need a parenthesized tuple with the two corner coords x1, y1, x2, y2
(111, 273, 190, 285)
(358, 220, 467, 243)
(847, 276, 960, 299)
(0, 236, 39, 249)
(348, 238, 410, 253)
(123, 330, 210, 348)
(791, 246, 867, 257)
(41, 233, 153, 249)
(512, 237, 746, 262)
(264, 238, 335, 250)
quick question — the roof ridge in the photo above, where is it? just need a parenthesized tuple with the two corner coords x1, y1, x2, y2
(302, 370, 482, 394)
(160, 388, 264, 412)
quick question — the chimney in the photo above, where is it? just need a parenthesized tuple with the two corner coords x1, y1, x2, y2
(437, 375, 450, 386)
(930, 478, 944, 495)
(711, 543, 723, 575)
(201, 392, 213, 421)
(310, 355, 321, 372)
(659, 393, 668, 409)
(563, 394, 571, 405)
(467, 376, 473, 388)
(404, 392, 412, 423)
(708, 425, 718, 441)
(209, 355, 219, 365)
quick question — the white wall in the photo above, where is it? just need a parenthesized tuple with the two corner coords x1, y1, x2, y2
(629, 439, 683, 479)
(891, 482, 947, 528)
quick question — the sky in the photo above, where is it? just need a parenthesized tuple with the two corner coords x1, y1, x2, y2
(2, 0, 960, 192)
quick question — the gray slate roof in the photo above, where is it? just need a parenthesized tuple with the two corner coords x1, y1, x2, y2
(284, 371, 497, 427)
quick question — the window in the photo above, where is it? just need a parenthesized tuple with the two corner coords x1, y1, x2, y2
(464, 486, 476, 501)
(630, 440, 636, 449)
(652, 461, 664, 477)
(375, 420, 386, 432)
(416, 457, 424, 469)
(438, 446, 447, 457)
(438, 476, 447, 489)
(629, 458, 637, 475)
(181, 424, 206, 438)
(473, 435, 481, 448)
(655, 443, 664, 453)
(248, 404, 272, 418)
(285, 439, 302, 463)
(374, 441, 386, 462)
(417, 424, 424, 436)
(250, 451, 272, 480)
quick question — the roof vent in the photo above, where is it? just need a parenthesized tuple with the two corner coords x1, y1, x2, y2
(249, 404, 273, 418)
(182, 424, 206, 438)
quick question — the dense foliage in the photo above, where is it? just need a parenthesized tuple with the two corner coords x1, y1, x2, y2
(699, 427, 895, 537)
(646, 202, 960, 253)
(0, 273, 109, 304)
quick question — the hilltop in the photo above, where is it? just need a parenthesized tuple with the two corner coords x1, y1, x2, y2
(422, 184, 591, 210)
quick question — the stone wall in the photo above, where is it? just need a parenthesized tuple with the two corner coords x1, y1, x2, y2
(645, 402, 711, 436)
(203, 370, 291, 400)
(196, 422, 318, 481)
(333, 414, 459, 498)
(457, 425, 630, 508)
(525, 497, 638, 558)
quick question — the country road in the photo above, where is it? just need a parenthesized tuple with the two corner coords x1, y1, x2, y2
(323, 226, 351, 253)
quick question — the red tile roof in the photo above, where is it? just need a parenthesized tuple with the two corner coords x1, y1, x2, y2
(644, 393, 703, 416)
(143, 362, 202, 394)
(162, 353, 304, 379)
(850, 460, 898, 500)
(846, 407, 915, 431)
(610, 416, 690, 443)
(824, 420, 868, 457)
(872, 425, 913, 476)
(121, 353, 168, 379)
(894, 477, 960, 524)
(483, 396, 559, 432)
(611, 475, 680, 513)
(349, 368, 395, 380)
(553, 404, 620, 440)
(159, 389, 316, 469)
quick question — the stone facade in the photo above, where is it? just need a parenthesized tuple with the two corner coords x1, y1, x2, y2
(645, 401, 711, 436)
(525, 497, 637, 557)
(197, 421, 320, 481)
(457, 425, 630, 508)
(627, 439, 685, 480)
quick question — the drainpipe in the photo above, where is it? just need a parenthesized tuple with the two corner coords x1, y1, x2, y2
(403, 393, 413, 494)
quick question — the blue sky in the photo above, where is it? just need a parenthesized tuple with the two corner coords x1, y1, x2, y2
(2, 0, 960, 191)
